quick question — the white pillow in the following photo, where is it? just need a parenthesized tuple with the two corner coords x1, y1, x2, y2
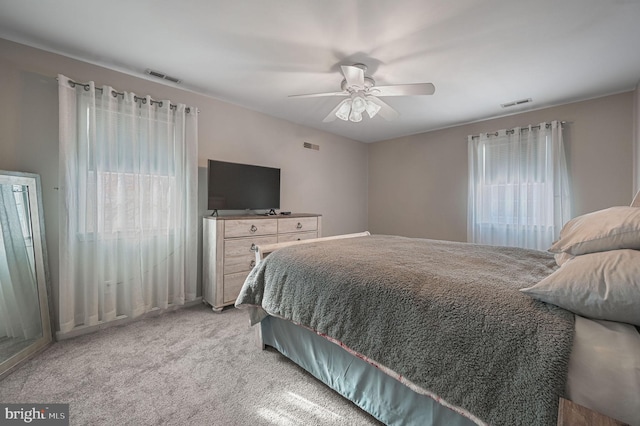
(553, 252, 574, 267)
(549, 206, 640, 256)
(521, 250, 640, 326)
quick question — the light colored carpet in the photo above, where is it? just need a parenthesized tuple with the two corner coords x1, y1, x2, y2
(0, 304, 381, 425)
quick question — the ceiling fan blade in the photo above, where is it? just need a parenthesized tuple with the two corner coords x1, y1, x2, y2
(289, 91, 348, 98)
(370, 83, 435, 97)
(367, 96, 399, 121)
(341, 65, 365, 89)
(322, 99, 349, 122)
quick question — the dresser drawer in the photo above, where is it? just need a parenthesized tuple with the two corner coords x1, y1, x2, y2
(278, 217, 318, 234)
(223, 236, 277, 274)
(223, 271, 249, 304)
(203, 214, 321, 311)
(224, 219, 278, 238)
(277, 231, 318, 243)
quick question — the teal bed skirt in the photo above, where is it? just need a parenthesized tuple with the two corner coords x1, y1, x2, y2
(260, 315, 476, 426)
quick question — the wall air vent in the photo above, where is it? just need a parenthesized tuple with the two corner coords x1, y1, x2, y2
(501, 98, 532, 108)
(303, 142, 320, 151)
(145, 69, 181, 84)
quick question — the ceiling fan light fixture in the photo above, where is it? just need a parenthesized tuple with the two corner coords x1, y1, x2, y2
(365, 99, 381, 118)
(349, 110, 363, 122)
(335, 99, 352, 121)
(351, 93, 367, 115)
(334, 94, 381, 122)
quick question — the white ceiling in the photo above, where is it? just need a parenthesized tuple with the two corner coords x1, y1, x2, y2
(1, 0, 640, 143)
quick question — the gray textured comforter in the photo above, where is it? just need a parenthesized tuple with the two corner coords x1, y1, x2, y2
(235, 235, 574, 426)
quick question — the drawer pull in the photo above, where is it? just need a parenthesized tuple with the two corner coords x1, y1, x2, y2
(296, 222, 302, 229)
(250, 225, 258, 233)
(250, 243, 257, 252)
(250, 260, 256, 268)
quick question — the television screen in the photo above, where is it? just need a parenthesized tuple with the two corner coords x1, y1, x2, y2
(207, 160, 280, 210)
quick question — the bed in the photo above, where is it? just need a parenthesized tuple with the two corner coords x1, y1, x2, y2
(235, 194, 640, 426)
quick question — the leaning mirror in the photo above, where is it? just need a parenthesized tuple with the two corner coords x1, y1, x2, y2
(0, 170, 52, 380)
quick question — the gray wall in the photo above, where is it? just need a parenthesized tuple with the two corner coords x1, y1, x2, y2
(368, 92, 636, 242)
(0, 38, 369, 330)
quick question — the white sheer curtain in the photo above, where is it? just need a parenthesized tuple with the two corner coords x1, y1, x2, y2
(58, 75, 198, 335)
(0, 184, 42, 340)
(468, 121, 571, 250)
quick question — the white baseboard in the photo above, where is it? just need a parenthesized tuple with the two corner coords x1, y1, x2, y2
(55, 297, 203, 340)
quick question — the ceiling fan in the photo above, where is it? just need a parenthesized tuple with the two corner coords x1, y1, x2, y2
(289, 63, 435, 123)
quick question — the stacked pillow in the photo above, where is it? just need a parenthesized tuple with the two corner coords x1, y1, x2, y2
(521, 206, 640, 326)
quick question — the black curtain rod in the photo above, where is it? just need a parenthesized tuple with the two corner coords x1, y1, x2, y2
(67, 79, 193, 113)
(470, 121, 566, 139)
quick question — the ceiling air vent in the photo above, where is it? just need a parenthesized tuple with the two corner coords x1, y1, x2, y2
(145, 69, 181, 84)
(501, 98, 532, 108)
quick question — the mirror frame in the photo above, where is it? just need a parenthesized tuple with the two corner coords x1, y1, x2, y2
(0, 170, 53, 380)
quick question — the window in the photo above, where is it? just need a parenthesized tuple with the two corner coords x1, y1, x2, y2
(78, 103, 178, 237)
(85, 171, 176, 235)
(58, 75, 198, 334)
(468, 121, 571, 250)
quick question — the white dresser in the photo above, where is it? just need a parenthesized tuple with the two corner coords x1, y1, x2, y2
(202, 213, 322, 312)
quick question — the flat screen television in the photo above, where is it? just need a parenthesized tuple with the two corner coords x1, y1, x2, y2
(207, 160, 281, 211)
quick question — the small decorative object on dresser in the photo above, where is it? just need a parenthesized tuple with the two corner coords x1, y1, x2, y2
(202, 214, 322, 312)
(557, 398, 629, 426)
